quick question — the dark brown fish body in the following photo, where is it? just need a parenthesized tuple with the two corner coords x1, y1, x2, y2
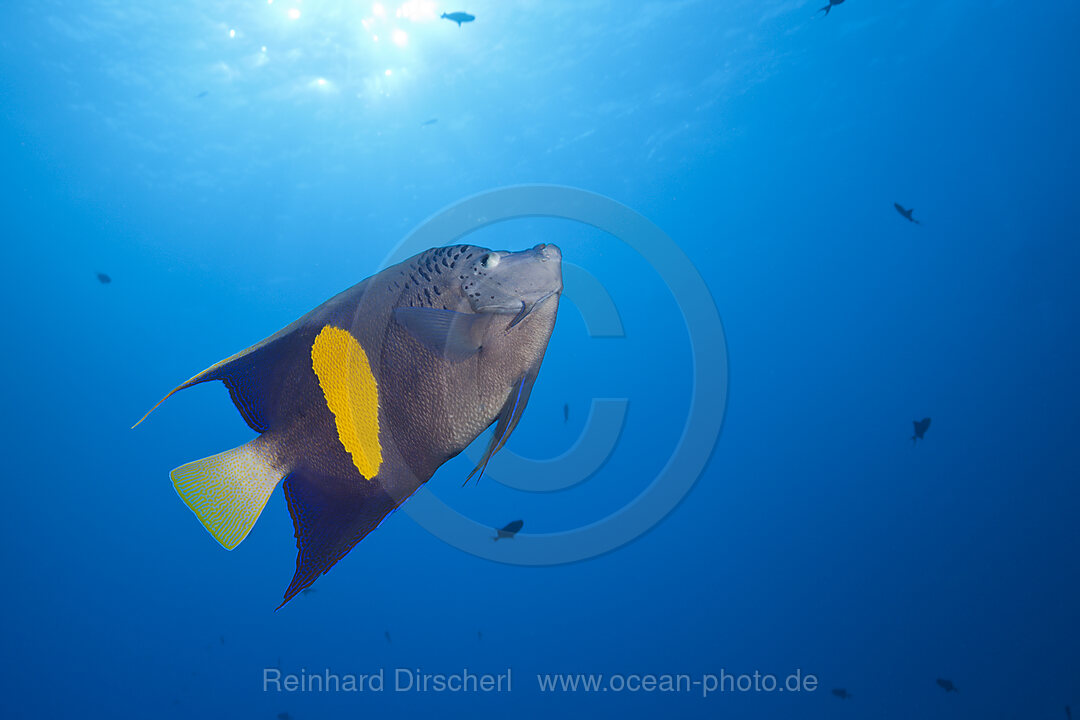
(138, 244, 563, 607)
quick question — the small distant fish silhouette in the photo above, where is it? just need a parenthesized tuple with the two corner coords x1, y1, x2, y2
(1066, 705, 1071, 720)
(563, 403, 569, 422)
(219, 635, 225, 645)
(196, 91, 209, 99)
(494, 519, 524, 541)
(301, 587, 316, 596)
(912, 417, 931, 445)
(96, 272, 111, 284)
(894, 202, 921, 224)
(421, 118, 438, 127)
(384, 631, 392, 644)
(477, 630, 483, 640)
(277, 713, 291, 720)
(936, 678, 958, 693)
(818, 0, 845, 16)
(832, 688, 852, 700)
(441, 11, 475, 26)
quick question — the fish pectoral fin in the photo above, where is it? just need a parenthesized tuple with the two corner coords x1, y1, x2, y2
(171, 441, 284, 550)
(465, 367, 540, 484)
(394, 307, 486, 362)
(278, 469, 400, 609)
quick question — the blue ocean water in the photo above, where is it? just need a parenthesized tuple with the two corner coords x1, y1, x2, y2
(2, 0, 1078, 717)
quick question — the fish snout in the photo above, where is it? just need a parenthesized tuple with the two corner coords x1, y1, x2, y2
(526, 243, 563, 296)
(464, 244, 563, 316)
(532, 243, 562, 264)
(526, 243, 562, 297)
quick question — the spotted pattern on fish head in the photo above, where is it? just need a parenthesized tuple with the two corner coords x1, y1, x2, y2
(385, 244, 486, 312)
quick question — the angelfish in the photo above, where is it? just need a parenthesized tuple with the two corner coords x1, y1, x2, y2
(136, 244, 563, 607)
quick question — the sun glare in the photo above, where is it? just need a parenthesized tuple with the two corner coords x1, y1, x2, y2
(220, 0, 437, 102)
(395, 0, 437, 21)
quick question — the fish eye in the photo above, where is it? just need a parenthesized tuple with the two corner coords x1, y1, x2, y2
(479, 253, 500, 269)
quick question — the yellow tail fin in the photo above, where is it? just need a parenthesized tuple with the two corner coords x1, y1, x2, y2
(170, 441, 283, 550)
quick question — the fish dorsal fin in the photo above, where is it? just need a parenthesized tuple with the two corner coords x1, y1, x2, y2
(133, 323, 302, 432)
(394, 307, 486, 362)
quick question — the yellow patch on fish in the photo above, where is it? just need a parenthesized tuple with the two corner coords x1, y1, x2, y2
(311, 325, 382, 479)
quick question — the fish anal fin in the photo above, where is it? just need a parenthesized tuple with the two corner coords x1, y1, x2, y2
(170, 440, 284, 550)
(278, 470, 399, 608)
